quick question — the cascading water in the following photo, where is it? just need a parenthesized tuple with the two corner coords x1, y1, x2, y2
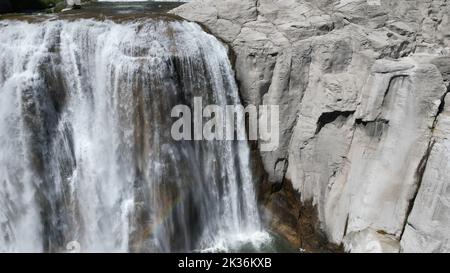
(0, 15, 270, 252)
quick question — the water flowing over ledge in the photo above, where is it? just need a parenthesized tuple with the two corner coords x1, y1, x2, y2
(0, 16, 271, 252)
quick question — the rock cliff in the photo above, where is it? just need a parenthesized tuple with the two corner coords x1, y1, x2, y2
(172, 0, 450, 252)
(0, 0, 67, 14)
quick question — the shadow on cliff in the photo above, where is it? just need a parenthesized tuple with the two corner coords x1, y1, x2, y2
(247, 139, 344, 253)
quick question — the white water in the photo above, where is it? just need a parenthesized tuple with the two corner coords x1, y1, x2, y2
(0, 18, 269, 252)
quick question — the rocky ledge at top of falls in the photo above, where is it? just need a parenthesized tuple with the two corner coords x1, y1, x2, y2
(171, 0, 450, 253)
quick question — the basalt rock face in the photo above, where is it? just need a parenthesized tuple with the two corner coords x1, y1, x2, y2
(172, 0, 450, 252)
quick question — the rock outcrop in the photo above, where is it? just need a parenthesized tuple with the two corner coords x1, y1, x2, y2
(172, 0, 450, 252)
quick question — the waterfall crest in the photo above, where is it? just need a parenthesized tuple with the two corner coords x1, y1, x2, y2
(0, 17, 269, 252)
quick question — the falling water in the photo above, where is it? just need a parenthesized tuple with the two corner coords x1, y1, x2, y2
(0, 16, 270, 252)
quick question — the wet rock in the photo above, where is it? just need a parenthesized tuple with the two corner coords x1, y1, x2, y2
(261, 177, 343, 253)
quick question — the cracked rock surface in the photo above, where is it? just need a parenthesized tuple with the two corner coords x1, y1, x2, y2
(172, 0, 450, 252)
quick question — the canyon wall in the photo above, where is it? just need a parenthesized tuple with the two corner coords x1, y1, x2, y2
(172, 0, 450, 252)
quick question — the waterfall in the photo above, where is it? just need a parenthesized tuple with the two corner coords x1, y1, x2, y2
(0, 17, 269, 252)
